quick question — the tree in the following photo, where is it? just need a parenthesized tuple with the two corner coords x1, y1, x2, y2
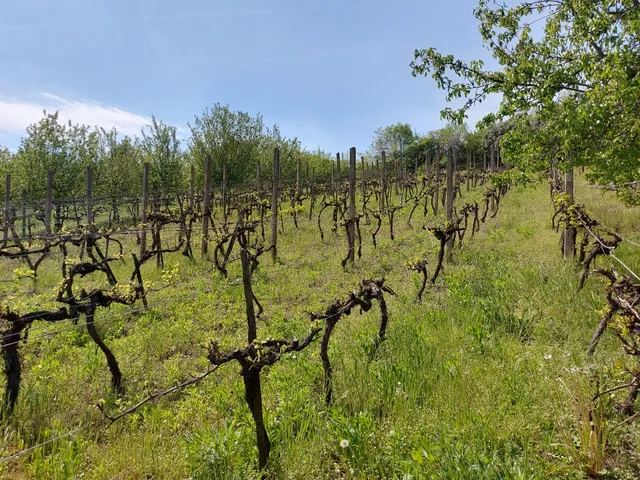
(430, 123, 469, 153)
(411, 0, 640, 203)
(141, 116, 184, 196)
(189, 104, 264, 188)
(0, 147, 12, 200)
(95, 128, 142, 201)
(13, 111, 85, 200)
(370, 123, 416, 161)
(257, 124, 304, 187)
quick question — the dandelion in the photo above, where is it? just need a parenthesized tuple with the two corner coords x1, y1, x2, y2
(340, 439, 349, 449)
(544, 354, 552, 360)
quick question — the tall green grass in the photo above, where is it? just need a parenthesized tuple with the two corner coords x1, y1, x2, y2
(0, 178, 639, 478)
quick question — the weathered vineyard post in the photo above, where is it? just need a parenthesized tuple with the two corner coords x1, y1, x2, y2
(140, 163, 149, 259)
(336, 153, 341, 187)
(394, 157, 399, 195)
(490, 145, 496, 211)
(453, 150, 458, 178)
(3, 173, 10, 247)
(446, 149, 454, 262)
(201, 156, 211, 256)
(564, 158, 576, 258)
(331, 162, 335, 194)
(361, 155, 367, 224)
(434, 152, 440, 215)
(466, 151, 471, 193)
(189, 165, 195, 211)
(305, 161, 310, 196)
(222, 161, 228, 222)
(348, 147, 356, 264)
(256, 161, 261, 195)
(426, 154, 431, 185)
(491, 144, 497, 173)
(380, 151, 387, 211)
(86, 167, 93, 225)
(271, 147, 280, 264)
(552, 156, 559, 187)
(296, 157, 302, 197)
(361, 155, 366, 196)
(21, 190, 26, 239)
(45, 170, 53, 236)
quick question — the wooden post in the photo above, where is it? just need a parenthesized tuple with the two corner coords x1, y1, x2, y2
(490, 145, 496, 174)
(426, 154, 431, 186)
(336, 153, 341, 189)
(380, 151, 387, 211)
(271, 148, 280, 263)
(394, 158, 399, 195)
(222, 161, 228, 220)
(348, 148, 356, 263)
(446, 149, 454, 261)
(256, 161, 261, 195)
(86, 167, 93, 225)
(452, 151, 458, 188)
(202, 156, 211, 255)
(434, 152, 440, 215)
(140, 163, 149, 259)
(3, 173, 10, 247)
(331, 162, 335, 194)
(466, 151, 471, 192)
(490, 146, 496, 210)
(189, 165, 195, 210)
(305, 161, 310, 195)
(360, 156, 366, 196)
(45, 170, 53, 236)
(296, 157, 301, 197)
(564, 160, 575, 258)
(21, 190, 26, 239)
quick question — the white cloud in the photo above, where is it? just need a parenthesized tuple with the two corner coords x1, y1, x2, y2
(0, 92, 152, 137)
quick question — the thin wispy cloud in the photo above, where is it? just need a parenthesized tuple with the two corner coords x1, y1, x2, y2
(0, 93, 152, 137)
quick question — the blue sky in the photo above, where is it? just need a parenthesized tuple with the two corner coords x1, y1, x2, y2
(0, 0, 499, 153)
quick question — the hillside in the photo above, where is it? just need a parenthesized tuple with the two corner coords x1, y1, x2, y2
(0, 176, 638, 479)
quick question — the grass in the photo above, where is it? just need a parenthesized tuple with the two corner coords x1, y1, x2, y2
(0, 176, 639, 479)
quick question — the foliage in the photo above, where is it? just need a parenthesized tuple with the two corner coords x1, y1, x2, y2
(0, 146, 12, 200)
(141, 116, 184, 196)
(94, 128, 142, 200)
(411, 0, 640, 203)
(12, 111, 92, 200)
(1, 177, 639, 478)
(189, 104, 264, 188)
(369, 123, 416, 162)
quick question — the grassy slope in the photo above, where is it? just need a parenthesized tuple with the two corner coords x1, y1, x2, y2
(1, 177, 640, 479)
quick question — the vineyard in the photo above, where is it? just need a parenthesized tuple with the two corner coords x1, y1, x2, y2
(3, 0, 640, 477)
(0, 148, 638, 479)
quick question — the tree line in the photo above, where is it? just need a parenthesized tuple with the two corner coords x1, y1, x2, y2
(0, 105, 337, 202)
(410, 0, 640, 205)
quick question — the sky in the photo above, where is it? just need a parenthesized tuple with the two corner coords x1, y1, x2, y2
(0, 0, 500, 154)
